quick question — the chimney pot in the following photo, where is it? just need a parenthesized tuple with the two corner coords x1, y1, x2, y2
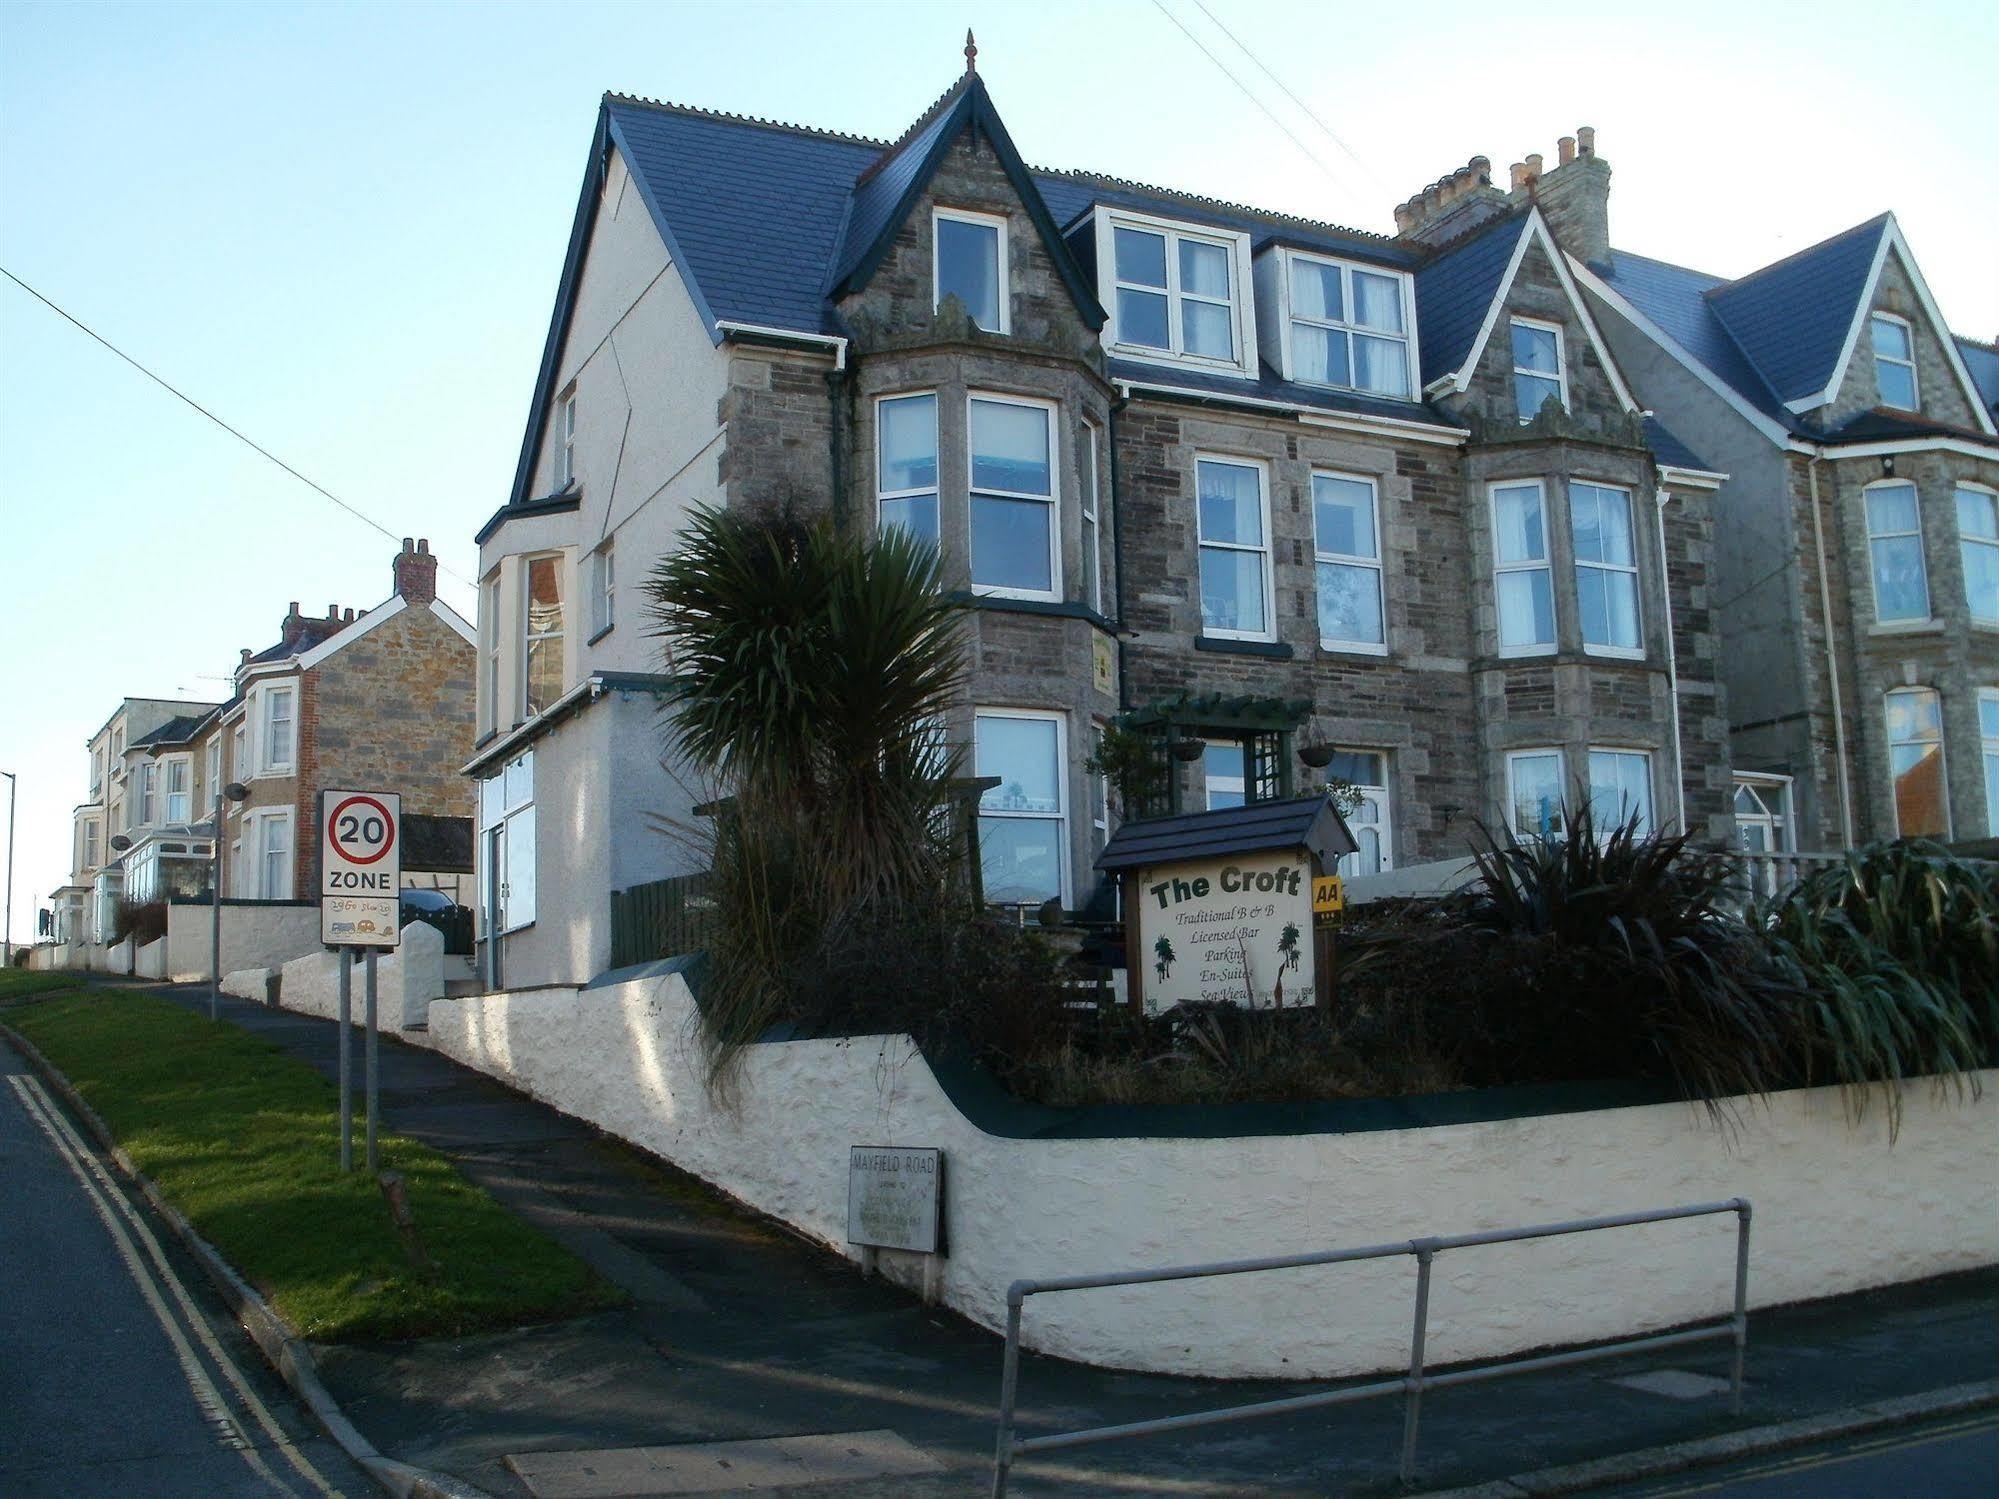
(239, 648, 251, 665)
(288, 601, 300, 617)
(328, 603, 339, 619)
(402, 536, 414, 551)
(1577, 125, 1596, 157)
(1510, 161, 1530, 190)
(1558, 135, 1576, 167)
(1526, 153, 1544, 177)
(417, 538, 430, 554)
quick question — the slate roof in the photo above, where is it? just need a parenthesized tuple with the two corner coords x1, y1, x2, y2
(129, 709, 220, 751)
(1413, 212, 1528, 388)
(1704, 215, 1888, 406)
(245, 616, 345, 665)
(1642, 417, 1715, 474)
(1958, 337, 1999, 421)
(1594, 249, 1791, 426)
(1096, 794, 1356, 873)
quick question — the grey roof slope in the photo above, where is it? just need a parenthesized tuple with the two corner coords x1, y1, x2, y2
(1642, 417, 1715, 474)
(1704, 214, 1888, 406)
(1097, 794, 1356, 873)
(1958, 337, 1999, 421)
(1413, 212, 1528, 388)
(129, 709, 221, 751)
(1594, 249, 1792, 427)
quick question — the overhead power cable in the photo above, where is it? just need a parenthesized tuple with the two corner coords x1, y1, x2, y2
(0, 264, 474, 589)
(1144, 0, 1366, 211)
(1187, 0, 1393, 199)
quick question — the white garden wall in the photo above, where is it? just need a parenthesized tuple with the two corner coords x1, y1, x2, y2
(277, 921, 445, 1029)
(427, 972, 1999, 1380)
(164, 901, 322, 983)
(134, 938, 167, 979)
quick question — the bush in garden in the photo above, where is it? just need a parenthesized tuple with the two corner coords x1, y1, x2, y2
(111, 898, 168, 949)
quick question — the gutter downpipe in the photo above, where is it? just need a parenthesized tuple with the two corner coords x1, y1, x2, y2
(1109, 382, 1132, 714)
(1655, 491, 1689, 834)
(1806, 453, 1856, 846)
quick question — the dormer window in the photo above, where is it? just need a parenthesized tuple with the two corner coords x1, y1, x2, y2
(1097, 209, 1255, 377)
(933, 208, 1007, 333)
(1511, 318, 1567, 422)
(1279, 251, 1413, 398)
(1870, 313, 1918, 409)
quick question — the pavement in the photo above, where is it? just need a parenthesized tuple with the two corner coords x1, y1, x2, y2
(0, 1035, 375, 1498)
(12, 976, 1999, 1499)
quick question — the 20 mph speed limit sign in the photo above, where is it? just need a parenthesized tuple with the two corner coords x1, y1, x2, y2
(320, 789, 402, 948)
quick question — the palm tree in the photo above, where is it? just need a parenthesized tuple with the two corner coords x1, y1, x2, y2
(646, 500, 970, 1068)
(1278, 921, 1301, 972)
(1154, 934, 1176, 981)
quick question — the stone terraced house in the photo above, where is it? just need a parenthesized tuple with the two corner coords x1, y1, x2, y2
(1571, 215, 1999, 855)
(470, 60, 1739, 992)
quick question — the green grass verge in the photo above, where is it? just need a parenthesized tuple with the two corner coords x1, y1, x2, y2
(0, 968, 84, 1001)
(6, 987, 623, 1342)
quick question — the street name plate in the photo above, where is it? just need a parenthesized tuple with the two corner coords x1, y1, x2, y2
(846, 1145, 943, 1255)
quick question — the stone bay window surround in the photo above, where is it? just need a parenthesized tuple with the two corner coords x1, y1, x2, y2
(470, 65, 1729, 987)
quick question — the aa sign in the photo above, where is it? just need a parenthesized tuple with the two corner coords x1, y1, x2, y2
(320, 789, 401, 947)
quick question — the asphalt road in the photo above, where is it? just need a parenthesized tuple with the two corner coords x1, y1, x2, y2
(0, 1040, 371, 1498)
(1578, 1408, 1999, 1497)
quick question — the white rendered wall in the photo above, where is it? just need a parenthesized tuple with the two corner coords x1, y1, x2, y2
(164, 903, 321, 983)
(134, 938, 167, 979)
(428, 973, 1999, 1379)
(276, 921, 446, 1028)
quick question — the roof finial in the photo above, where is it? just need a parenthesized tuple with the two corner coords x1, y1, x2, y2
(964, 28, 977, 73)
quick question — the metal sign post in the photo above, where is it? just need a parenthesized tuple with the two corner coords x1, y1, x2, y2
(320, 789, 401, 1172)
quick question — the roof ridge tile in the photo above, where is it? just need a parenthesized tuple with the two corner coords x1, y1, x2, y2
(1031, 162, 1398, 246)
(602, 90, 892, 149)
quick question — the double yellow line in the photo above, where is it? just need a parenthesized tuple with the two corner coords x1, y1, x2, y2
(6, 1072, 347, 1498)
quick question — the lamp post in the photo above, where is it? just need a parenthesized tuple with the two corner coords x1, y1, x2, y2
(211, 782, 250, 1020)
(2, 770, 15, 968)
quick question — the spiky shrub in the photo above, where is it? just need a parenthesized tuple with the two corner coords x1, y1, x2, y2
(1758, 841, 1997, 1126)
(1460, 802, 1802, 1106)
(646, 502, 972, 1075)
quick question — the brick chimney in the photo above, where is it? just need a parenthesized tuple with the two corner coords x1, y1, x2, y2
(1392, 156, 1510, 246)
(394, 537, 438, 606)
(277, 601, 313, 651)
(1509, 126, 1610, 265)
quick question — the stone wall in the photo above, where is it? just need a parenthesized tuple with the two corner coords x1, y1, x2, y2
(1823, 250, 1983, 431)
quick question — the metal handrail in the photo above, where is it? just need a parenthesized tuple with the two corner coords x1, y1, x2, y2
(990, 1198, 1751, 1496)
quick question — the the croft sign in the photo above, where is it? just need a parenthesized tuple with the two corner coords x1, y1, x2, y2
(320, 789, 402, 948)
(1139, 851, 1315, 1012)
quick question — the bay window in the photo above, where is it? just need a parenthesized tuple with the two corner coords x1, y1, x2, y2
(1100, 210, 1252, 373)
(205, 739, 221, 812)
(1287, 252, 1412, 397)
(968, 394, 1057, 599)
(1865, 481, 1930, 623)
(1507, 749, 1566, 837)
(1313, 471, 1384, 652)
(877, 394, 940, 549)
(1081, 421, 1103, 615)
(480, 574, 501, 729)
(1510, 318, 1566, 422)
(522, 554, 564, 717)
(136, 762, 157, 825)
(1196, 456, 1272, 640)
(1870, 313, 1918, 410)
(1886, 687, 1948, 837)
(1587, 749, 1654, 834)
(975, 709, 1067, 905)
(1492, 480, 1555, 653)
(1571, 481, 1642, 654)
(1981, 692, 1999, 837)
(165, 758, 191, 823)
(933, 208, 1006, 333)
(1956, 485, 1999, 622)
(261, 686, 295, 773)
(247, 810, 293, 899)
(83, 819, 100, 871)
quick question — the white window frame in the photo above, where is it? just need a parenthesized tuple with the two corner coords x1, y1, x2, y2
(1506, 748, 1568, 838)
(1885, 686, 1950, 838)
(932, 206, 1009, 334)
(1863, 478, 1932, 624)
(967, 391, 1061, 604)
(1491, 479, 1557, 657)
(205, 739, 221, 812)
(82, 818, 100, 871)
(1195, 453, 1276, 642)
(554, 387, 577, 489)
(136, 761, 158, 825)
(90, 746, 103, 798)
(163, 754, 192, 824)
(1572, 480, 1644, 659)
(1311, 469, 1386, 655)
(1095, 207, 1257, 378)
(1733, 774, 1794, 851)
(1280, 249, 1418, 400)
(1587, 747, 1655, 835)
(1870, 312, 1919, 410)
(257, 684, 296, 776)
(247, 808, 294, 900)
(1980, 689, 1999, 838)
(480, 572, 502, 731)
(1080, 420, 1103, 616)
(479, 750, 537, 934)
(588, 542, 616, 640)
(1089, 720, 1110, 841)
(1955, 482, 1999, 624)
(229, 724, 247, 799)
(974, 707, 1070, 906)
(1510, 316, 1568, 423)
(875, 391, 940, 549)
(519, 552, 566, 719)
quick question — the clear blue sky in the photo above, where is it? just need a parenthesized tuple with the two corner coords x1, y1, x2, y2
(3, 0, 1995, 943)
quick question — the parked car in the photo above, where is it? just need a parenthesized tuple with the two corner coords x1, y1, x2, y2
(399, 888, 473, 955)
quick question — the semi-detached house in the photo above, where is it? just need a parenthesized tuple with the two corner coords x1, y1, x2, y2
(469, 60, 1735, 993)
